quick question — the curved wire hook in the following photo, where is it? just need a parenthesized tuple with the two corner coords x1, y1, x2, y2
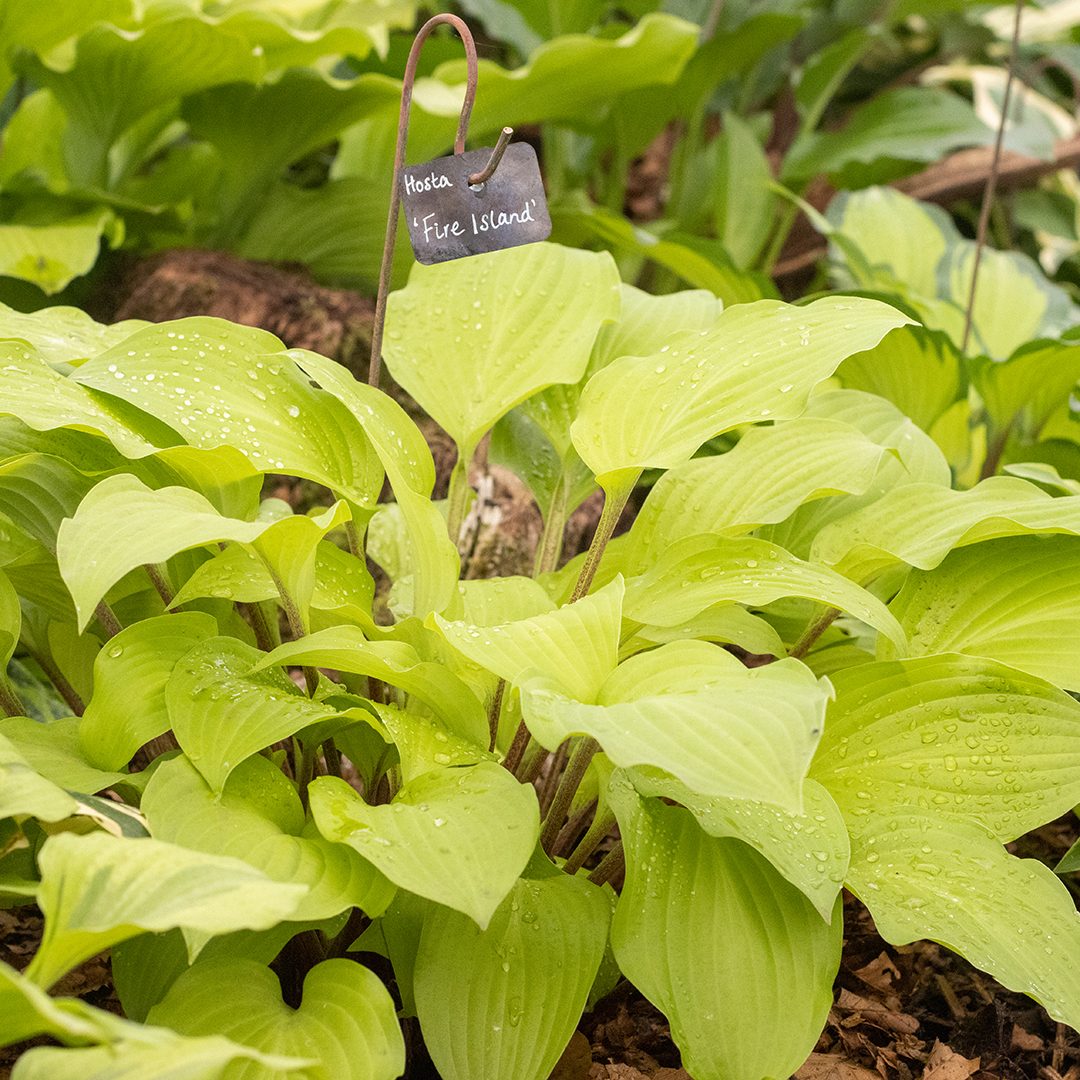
(369, 15, 478, 388)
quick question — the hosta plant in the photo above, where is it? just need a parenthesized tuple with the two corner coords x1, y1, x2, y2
(1, 240, 1080, 1080)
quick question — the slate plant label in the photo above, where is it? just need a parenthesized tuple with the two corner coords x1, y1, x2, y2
(401, 142, 551, 264)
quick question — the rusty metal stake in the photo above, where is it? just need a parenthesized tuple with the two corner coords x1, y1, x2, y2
(368, 16, 513, 388)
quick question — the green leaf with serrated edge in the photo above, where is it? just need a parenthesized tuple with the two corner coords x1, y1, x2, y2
(12, 1036, 312, 1080)
(254, 628, 488, 747)
(621, 418, 890, 572)
(414, 864, 611, 1080)
(623, 535, 906, 649)
(521, 647, 830, 810)
(71, 318, 383, 509)
(971, 337, 1080, 441)
(0, 718, 132, 796)
(0, 731, 78, 822)
(434, 576, 623, 704)
(384, 244, 620, 467)
(0, 340, 159, 459)
(759, 389, 952, 561)
(845, 808, 1080, 1032)
(609, 778, 842, 1080)
(167, 636, 339, 794)
(143, 755, 395, 922)
(809, 656, 1080, 842)
(571, 296, 910, 485)
(836, 325, 964, 435)
(627, 770, 847, 921)
(310, 764, 539, 928)
(360, 699, 498, 783)
(289, 347, 461, 618)
(634, 603, 788, 659)
(881, 535, 1080, 689)
(26, 830, 306, 989)
(811, 475, 1080, 584)
(148, 956, 403, 1080)
(57, 473, 350, 631)
(78, 612, 218, 771)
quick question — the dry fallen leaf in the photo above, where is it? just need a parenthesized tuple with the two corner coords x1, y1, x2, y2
(836, 988, 920, 1034)
(550, 1030, 593, 1080)
(853, 952, 903, 996)
(795, 1051, 882, 1080)
(1009, 1024, 1044, 1052)
(588, 1065, 649, 1080)
(923, 1039, 980, 1080)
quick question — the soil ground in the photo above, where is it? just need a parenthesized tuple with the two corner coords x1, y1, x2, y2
(2, 250, 1079, 1080)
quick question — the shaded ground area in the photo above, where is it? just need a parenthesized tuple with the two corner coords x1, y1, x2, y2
(2, 251, 1079, 1079)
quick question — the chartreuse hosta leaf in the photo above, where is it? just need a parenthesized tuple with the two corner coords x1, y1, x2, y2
(846, 809, 1080, 1031)
(0, 717, 133, 796)
(143, 754, 396, 922)
(633, 603, 788, 659)
(810, 656, 1080, 842)
(0, 730, 78, 821)
(57, 473, 349, 631)
(622, 535, 905, 650)
(310, 763, 539, 928)
(79, 611, 218, 771)
(609, 778, 841, 1080)
(71, 318, 383, 511)
(571, 296, 910, 486)
(148, 957, 404, 1080)
(26, 830, 307, 989)
(2, 958, 313, 1077)
(491, 284, 723, 524)
(0, 339, 161, 459)
(813, 475, 1080, 584)
(628, 771, 847, 921)
(620, 417, 891, 571)
(255, 627, 488, 748)
(383, 244, 621, 469)
(434, 576, 623, 704)
(414, 859, 611, 1080)
(166, 636, 343, 794)
(881, 535, 1080, 689)
(289, 347, 461, 618)
(521, 641, 829, 811)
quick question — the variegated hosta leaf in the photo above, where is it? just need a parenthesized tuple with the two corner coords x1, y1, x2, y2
(846, 808, 1080, 1032)
(435, 576, 624, 703)
(309, 763, 539, 928)
(384, 243, 621, 464)
(609, 779, 841, 1080)
(147, 957, 404, 1080)
(571, 296, 910, 485)
(27, 831, 307, 989)
(881, 534, 1080, 690)
(522, 644, 830, 811)
(622, 534, 906, 650)
(810, 655, 1080, 842)
(627, 770, 848, 920)
(414, 865, 611, 1080)
(143, 754, 396, 922)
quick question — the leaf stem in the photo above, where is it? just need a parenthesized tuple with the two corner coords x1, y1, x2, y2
(789, 605, 841, 661)
(445, 453, 471, 550)
(322, 737, 343, 780)
(27, 650, 84, 716)
(587, 841, 624, 887)
(246, 599, 281, 653)
(552, 798, 597, 859)
(569, 471, 639, 604)
(540, 736, 599, 854)
(504, 719, 531, 776)
(537, 739, 570, 818)
(94, 601, 123, 638)
(534, 472, 571, 577)
(486, 678, 506, 753)
(564, 808, 617, 875)
(144, 563, 174, 608)
(0, 675, 23, 718)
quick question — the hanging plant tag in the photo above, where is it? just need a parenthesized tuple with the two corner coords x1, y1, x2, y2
(401, 142, 551, 265)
